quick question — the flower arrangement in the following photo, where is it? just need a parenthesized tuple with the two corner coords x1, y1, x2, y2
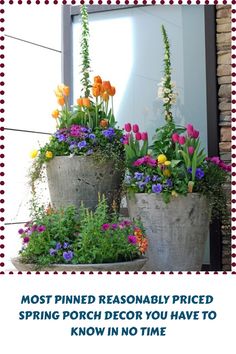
(124, 25, 230, 218)
(17, 196, 148, 269)
(29, 5, 124, 191)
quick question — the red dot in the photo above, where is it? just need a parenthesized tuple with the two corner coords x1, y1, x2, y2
(0, 236, 4, 240)
(0, 244, 4, 249)
(161, 0, 165, 4)
(214, 0, 218, 4)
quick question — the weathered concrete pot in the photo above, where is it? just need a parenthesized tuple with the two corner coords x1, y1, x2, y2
(46, 156, 123, 212)
(11, 257, 147, 272)
(127, 193, 210, 271)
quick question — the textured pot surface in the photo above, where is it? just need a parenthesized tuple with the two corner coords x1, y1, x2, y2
(46, 156, 123, 211)
(11, 257, 147, 272)
(127, 193, 210, 271)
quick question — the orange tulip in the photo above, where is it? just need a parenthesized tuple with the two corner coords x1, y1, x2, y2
(92, 84, 101, 97)
(102, 81, 111, 92)
(55, 88, 62, 98)
(94, 75, 102, 84)
(109, 86, 116, 96)
(51, 109, 59, 119)
(57, 96, 65, 106)
(77, 98, 84, 106)
(101, 91, 109, 102)
(62, 85, 70, 96)
(100, 119, 109, 128)
(82, 97, 90, 107)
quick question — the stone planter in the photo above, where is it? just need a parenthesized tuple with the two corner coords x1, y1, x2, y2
(46, 156, 123, 212)
(11, 257, 147, 272)
(127, 193, 210, 271)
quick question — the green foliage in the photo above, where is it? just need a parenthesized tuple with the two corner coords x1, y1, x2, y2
(18, 197, 148, 268)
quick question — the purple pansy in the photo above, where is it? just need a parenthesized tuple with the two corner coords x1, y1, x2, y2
(37, 225, 46, 233)
(49, 248, 56, 256)
(195, 168, 204, 180)
(152, 184, 163, 193)
(78, 141, 87, 149)
(101, 223, 110, 231)
(63, 251, 74, 261)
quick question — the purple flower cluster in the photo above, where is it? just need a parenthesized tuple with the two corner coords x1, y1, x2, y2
(18, 224, 46, 244)
(102, 127, 115, 139)
(207, 156, 231, 172)
(53, 124, 119, 156)
(125, 171, 172, 194)
(101, 220, 132, 232)
(49, 242, 73, 261)
(187, 167, 205, 180)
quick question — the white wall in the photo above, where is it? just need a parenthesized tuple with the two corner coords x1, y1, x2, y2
(5, 4, 62, 269)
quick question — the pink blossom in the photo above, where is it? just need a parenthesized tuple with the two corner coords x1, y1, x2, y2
(172, 133, 179, 143)
(133, 155, 157, 167)
(132, 124, 139, 133)
(192, 129, 199, 139)
(135, 132, 142, 141)
(124, 123, 131, 132)
(133, 157, 145, 166)
(178, 135, 186, 145)
(186, 124, 194, 137)
(101, 224, 110, 231)
(23, 236, 30, 244)
(188, 146, 195, 155)
(141, 132, 148, 141)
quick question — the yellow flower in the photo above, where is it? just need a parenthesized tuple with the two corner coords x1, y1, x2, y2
(30, 150, 38, 159)
(171, 190, 178, 197)
(163, 169, 171, 177)
(45, 151, 53, 159)
(164, 160, 171, 166)
(157, 154, 167, 164)
(51, 109, 59, 119)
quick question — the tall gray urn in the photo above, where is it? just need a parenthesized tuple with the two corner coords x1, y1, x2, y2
(46, 156, 123, 212)
(127, 193, 210, 271)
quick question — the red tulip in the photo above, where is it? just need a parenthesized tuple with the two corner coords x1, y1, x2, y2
(188, 146, 195, 155)
(135, 132, 142, 141)
(186, 124, 194, 137)
(132, 124, 139, 133)
(172, 132, 179, 143)
(141, 132, 148, 141)
(178, 135, 186, 145)
(192, 129, 199, 139)
(124, 123, 132, 132)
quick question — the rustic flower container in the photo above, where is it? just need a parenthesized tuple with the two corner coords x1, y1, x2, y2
(127, 193, 210, 271)
(46, 156, 123, 212)
(11, 257, 147, 272)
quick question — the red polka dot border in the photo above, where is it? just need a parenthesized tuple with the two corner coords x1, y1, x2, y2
(1, 0, 235, 276)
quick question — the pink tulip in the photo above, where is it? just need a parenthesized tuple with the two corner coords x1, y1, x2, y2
(188, 146, 195, 155)
(186, 124, 194, 137)
(141, 132, 148, 141)
(124, 123, 131, 132)
(132, 124, 139, 133)
(172, 132, 179, 143)
(178, 135, 186, 145)
(192, 129, 199, 139)
(135, 132, 142, 141)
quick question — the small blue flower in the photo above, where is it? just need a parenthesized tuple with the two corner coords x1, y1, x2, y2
(144, 175, 151, 183)
(152, 184, 163, 193)
(89, 133, 96, 140)
(78, 140, 87, 149)
(63, 251, 74, 261)
(102, 128, 115, 139)
(137, 181, 146, 191)
(134, 172, 144, 181)
(86, 149, 94, 155)
(55, 242, 61, 250)
(49, 248, 56, 256)
(165, 178, 173, 188)
(69, 143, 77, 150)
(196, 168, 204, 180)
(152, 175, 160, 182)
(63, 242, 69, 249)
(187, 167, 192, 174)
(80, 127, 88, 133)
